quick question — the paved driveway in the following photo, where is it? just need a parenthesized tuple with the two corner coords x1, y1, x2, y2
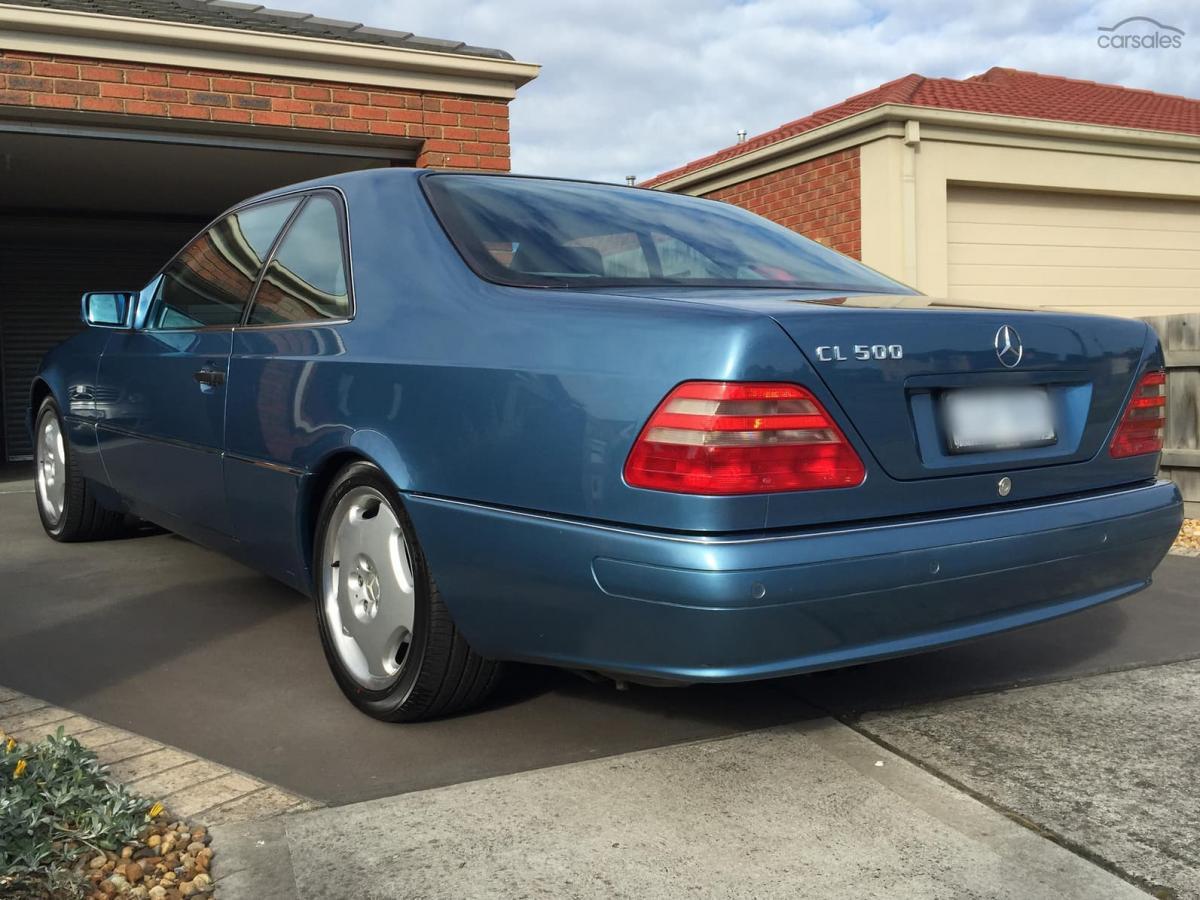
(2, 473, 1197, 807)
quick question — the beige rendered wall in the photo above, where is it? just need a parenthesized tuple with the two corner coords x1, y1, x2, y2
(859, 125, 1200, 314)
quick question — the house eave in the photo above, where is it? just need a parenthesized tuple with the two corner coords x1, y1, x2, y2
(0, 3, 540, 99)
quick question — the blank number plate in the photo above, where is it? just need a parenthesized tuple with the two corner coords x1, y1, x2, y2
(943, 388, 1056, 453)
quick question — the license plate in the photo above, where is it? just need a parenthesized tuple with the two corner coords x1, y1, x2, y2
(943, 388, 1057, 453)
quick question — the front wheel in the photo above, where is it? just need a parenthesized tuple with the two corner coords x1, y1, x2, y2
(34, 397, 126, 542)
(313, 462, 502, 721)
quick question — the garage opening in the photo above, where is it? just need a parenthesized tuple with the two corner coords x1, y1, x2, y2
(0, 128, 400, 460)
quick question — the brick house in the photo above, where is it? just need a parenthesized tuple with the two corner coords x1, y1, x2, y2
(646, 68, 1200, 319)
(0, 0, 537, 460)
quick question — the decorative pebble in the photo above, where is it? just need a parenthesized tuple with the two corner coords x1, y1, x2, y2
(1174, 519, 1200, 552)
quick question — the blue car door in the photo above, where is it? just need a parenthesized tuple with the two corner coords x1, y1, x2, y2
(222, 191, 354, 584)
(96, 198, 300, 538)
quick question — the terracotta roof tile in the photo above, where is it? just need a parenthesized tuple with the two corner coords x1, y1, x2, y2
(647, 68, 1200, 186)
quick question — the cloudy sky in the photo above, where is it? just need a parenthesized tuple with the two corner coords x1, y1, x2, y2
(301, 0, 1200, 183)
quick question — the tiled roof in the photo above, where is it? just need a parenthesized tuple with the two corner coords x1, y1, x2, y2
(1, 0, 514, 59)
(647, 68, 1200, 186)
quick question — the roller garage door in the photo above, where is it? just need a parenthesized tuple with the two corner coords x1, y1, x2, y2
(947, 186, 1200, 318)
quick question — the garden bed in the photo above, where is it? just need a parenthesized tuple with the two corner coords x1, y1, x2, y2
(0, 728, 215, 899)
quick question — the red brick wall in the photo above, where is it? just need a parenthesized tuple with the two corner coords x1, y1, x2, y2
(703, 148, 861, 258)
(0, 50, 510, 170)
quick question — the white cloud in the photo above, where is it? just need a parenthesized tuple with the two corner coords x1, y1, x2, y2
(301, 0, 1200, 182)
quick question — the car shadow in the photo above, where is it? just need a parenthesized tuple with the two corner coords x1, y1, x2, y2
(782, 600, 1133, 716)
(480, 594, 1142, 727)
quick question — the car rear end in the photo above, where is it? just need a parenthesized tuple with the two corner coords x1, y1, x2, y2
(402, 296, 1180, 683)
(400, 174, 1182, 682)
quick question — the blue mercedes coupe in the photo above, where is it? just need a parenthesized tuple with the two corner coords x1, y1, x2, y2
(31, 170, 1182, 720)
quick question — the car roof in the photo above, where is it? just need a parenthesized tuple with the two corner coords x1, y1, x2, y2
(239, 168, 653, 209)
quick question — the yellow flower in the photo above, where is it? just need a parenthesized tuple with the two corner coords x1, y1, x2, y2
(4, 738, 13, 753)
(149, 802, 164, 819)
(13, 758, 27, 778)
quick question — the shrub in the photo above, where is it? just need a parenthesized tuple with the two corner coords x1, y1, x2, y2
(0, 727, 153, 898)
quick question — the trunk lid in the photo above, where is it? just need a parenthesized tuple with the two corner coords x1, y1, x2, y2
(762, 295, 1152, 481)
(605, 288, 1156, 484)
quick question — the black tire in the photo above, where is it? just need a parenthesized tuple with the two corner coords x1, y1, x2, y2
(313, 461, 503, 721)
(33, 397, 127, 542)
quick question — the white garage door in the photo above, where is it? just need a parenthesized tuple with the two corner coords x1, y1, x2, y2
(947, 186, 1200, 318)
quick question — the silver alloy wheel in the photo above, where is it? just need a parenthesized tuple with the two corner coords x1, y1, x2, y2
(35, 413, 66, 527)
(320, 487, 416, 691)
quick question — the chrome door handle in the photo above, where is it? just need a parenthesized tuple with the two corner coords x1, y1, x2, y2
(193, 368, 226, 387)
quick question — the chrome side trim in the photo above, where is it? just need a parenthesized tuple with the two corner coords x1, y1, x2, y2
(97, 423, 222, 456)
(96, 426, 304, 476)
(408, 481, 1175, 546)
(225, 452, 305, 477)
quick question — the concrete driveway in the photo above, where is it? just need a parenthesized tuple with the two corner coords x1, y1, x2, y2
(3, 469, 1198, 897)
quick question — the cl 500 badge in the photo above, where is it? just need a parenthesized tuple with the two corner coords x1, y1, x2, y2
(815, 344, 904, 362)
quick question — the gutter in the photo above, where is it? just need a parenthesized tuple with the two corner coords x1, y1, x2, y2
(0, 4, 540, 99)
(650, 103, 1200, 194)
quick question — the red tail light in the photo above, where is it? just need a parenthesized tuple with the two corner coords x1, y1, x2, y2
(1110, 370, 1166, 459)
(624, 381, 866, 495)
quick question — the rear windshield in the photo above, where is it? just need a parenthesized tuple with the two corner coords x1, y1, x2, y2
(422, 174, 908, 292)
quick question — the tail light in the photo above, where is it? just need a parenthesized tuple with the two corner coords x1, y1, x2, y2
(624, 381, 866, 495)
(1110, 370, 1166, 459)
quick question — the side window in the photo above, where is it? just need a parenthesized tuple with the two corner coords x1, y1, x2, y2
(150, 200, 298, 329)
(247, 194, 350, 325)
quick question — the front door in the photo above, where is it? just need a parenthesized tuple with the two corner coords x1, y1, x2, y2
(98, 328, 234, 536)
(96, 198, 300, 537)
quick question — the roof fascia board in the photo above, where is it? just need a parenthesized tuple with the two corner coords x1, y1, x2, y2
(0, 4, 539, 99)
(918, 121, 1200, 165)
(653, 103, 1200, 193)
(673, 121, 902, 196)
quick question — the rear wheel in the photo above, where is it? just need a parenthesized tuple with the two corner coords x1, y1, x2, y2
(34, 397, 127, 542)
(313, 462, 502, 721)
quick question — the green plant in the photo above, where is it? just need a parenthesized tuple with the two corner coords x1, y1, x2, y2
(1, 727, 154, 898)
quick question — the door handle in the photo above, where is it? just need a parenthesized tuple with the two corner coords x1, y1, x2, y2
(193, 368, 226, 388)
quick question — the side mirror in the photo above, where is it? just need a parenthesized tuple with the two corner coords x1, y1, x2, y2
(81, 292, 134, 328)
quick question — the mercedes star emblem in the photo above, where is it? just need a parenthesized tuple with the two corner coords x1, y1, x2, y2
(995, 325, 1023, 368)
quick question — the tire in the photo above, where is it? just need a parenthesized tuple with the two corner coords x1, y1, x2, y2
(313, 461, 503, 721)
(33, 397, 127, 542)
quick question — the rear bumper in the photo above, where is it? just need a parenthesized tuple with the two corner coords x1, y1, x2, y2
(406, 480, 1183, 683)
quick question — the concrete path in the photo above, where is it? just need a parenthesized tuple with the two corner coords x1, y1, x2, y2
(212, 717, 1146, 900)
(859, 658, 1200, 899)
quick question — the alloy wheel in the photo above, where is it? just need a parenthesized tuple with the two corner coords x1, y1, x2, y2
(35, 413, 66, 527)
(320, 487, 416, 691)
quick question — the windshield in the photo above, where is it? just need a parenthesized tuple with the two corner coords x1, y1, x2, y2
(422, 174, 910, 293)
